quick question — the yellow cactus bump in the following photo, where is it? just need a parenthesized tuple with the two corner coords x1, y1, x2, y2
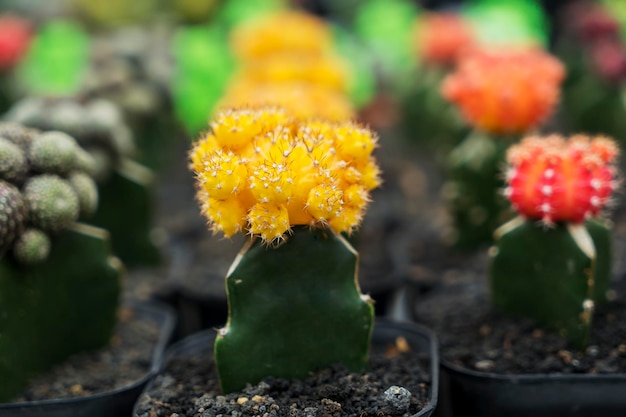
(190, 107, 381, 243)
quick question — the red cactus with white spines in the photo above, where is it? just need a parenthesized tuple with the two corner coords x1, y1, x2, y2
(504, 135, 620, 225)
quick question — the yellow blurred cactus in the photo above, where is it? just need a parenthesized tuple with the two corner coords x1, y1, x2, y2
(230, 10, 333, 62)
(190, 107, 380, 243)
(220, 81, 355, 122)
(235, 53, 350, 93)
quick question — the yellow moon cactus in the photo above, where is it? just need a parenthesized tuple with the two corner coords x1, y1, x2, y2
(190, 107, 381, 243)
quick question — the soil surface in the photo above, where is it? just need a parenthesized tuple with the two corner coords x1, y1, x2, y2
(134, 337, 431, 417)
(11, 306, 162, 402)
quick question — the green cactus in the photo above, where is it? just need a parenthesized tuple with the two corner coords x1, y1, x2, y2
(0, 180, 26, 251)
(489, 218, 611, 348)
(28, 131, 80, 175)
(12, 228, 50, 265)
(215, 227, 374, 393)
(0, 137, 27, 183)
(0, 223, 121, 401)
(444, 130, 513, 248)
(23, 175, 80, 233)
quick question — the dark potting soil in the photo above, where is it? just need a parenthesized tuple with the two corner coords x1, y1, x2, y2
(134, 340, 431, 417)
(413, 276, 626, 375)
(11, 307, 161, 402)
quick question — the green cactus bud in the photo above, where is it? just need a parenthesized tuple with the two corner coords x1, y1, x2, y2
(0, 137, 28, 183)
(12, 228, 51, 265)
(29, 131, 80, 175)
(215, 227, 374, 393)
(68, 171, 98, 217)
(0, 122, 39, 153)
(23, 175, 80, 233)
(0, 180, 26, 251)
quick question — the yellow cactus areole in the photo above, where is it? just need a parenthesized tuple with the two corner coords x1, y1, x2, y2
(230, 10, 333, 62)
(190, 107, 381, 244)
(219, 81, 356, 122)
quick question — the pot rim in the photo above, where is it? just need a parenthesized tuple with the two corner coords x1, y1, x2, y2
(441, 359, 626, 384)
(145, 318, 439, 417)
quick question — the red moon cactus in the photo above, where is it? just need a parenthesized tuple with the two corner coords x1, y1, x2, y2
(504, 135, 619, 224)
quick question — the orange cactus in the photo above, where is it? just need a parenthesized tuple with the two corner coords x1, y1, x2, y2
(414, 12, 475, 67)
(504, 135, 619, 224)
(190, 107, 380, 243)
(442, 47, 565, 135)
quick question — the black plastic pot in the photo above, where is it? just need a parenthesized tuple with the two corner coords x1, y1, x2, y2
(134, 319, 439, 417)
(437, 360, 626, 417)
(0, 301, 176, 417)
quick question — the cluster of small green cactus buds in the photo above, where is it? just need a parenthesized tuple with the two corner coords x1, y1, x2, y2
(0, 123, 98, 265)
(6, 97, 136, 182)
(504, 135, 619, 224)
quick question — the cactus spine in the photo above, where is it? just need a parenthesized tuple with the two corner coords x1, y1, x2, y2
(215, 227, 373, 393)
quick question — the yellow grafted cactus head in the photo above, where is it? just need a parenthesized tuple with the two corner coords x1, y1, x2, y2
(220, 80, 356, 123)
(230, 10, 333, 62)
(190, 106, 381, 242)
(236, 53, 350, 94)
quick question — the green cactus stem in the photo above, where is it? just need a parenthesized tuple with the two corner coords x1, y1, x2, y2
(444, 130, 513, 248)
(90, 159, 160, 266)
(0, 222, 121, 401)
(489, 217, 611, 348)
(215, 227, 374, 394)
